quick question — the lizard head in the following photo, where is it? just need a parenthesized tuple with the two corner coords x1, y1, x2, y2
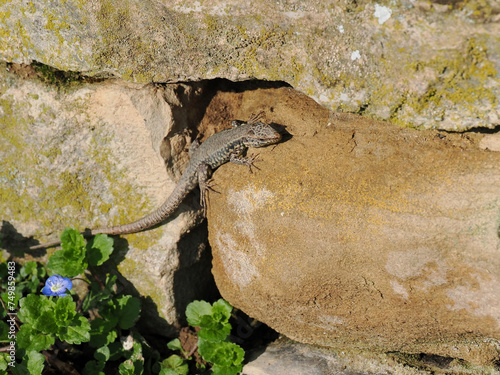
(243, 122, 282, 148)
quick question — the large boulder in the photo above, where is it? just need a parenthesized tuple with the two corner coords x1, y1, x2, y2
(208, 87, 500, 365)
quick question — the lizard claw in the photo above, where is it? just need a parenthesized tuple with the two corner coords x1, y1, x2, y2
(246, 153, 261, 173)
(199, 178, 220, 215)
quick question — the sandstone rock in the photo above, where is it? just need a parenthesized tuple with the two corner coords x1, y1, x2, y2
(480, 133, 500, 152)
(1, 1, 499, 130)
(0, 65, 217, 334)
(244, 338, 373, 375)
(243, 337, 497, 374)
(207, 87, 500, 365)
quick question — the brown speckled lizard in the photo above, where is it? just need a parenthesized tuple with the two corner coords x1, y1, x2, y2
(29, 113, 282, 249)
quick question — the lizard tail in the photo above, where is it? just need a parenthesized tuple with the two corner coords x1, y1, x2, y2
(27, 178, 196, 250)
(91, 182, 194, 236)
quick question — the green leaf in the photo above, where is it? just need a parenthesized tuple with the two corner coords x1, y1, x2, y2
(54, 296, 77, 327)
(60, 228, 86, 254)
(197, 316, 231, 342)
(116, 295, 141, 330)
(185, 300, 212, 327)
(16, 324, 55, 352)
(105, 274, 118, 289)
(94, 346, 110, 362)
(83, 360, 105, 375)
(10, 362, 30, 375)
(160, 355, 189, 375)
(118, 360, 135, 375)
(0, 321, 9, 342)
(99, 300, 120, 327)
(167, 338, 183, 352)
(211, 299, 232, 323)
(211, 363, 243, 375)
(89, 318, 118, 348)
(130, 339, 143, 361)
(87, 234, 114, 266)
(57, 315, 91, 344)
(47, 250, 87, 278)
(198, 340, 244, 367)
(33, 310, 58, 335)
(81, 288, 99, 312)
(0, 263, 7, 280)
(23, 277, 41, 294)
(47, 228, 88, 277)
(185, 300, 233, 341)
(108, 341, 125, 361)
(19, 262, 37, 278)
(26, 350, 45, 375)
(18, 295, 53, 325)
(0, 353, 8, 371)
(1, 290, 22, 313)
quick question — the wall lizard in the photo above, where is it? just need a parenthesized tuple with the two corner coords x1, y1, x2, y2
(29, 113, 282, 249)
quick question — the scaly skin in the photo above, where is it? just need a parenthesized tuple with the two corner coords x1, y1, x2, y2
(29, 113, 282, 249)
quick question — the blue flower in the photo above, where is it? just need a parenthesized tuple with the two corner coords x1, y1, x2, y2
(42, 275, 73, 297)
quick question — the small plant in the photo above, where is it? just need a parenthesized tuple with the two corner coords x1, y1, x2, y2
(31, 61, 84, 88)
(0, 260, 47, 373)
(1, 228, 143, 374)
(157, 347, 190, 375)
(166, 299, 245, 375)
(1, 229, 248, 375)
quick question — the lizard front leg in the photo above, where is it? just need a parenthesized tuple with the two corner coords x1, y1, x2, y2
(231, 111, 265, 128)
(230, 152, 261, 173)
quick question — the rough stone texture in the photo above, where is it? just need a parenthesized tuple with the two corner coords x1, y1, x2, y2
(1, 0, 500, 130)
(243, 337, 499, 374)
(207, 87, 500, 365)
(0, 64, 218, 334)
(2, 0, 500, 360)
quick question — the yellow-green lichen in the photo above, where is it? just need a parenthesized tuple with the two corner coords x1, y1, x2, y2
(218, 20, 296, 82)
(86, 134, 161, 251)
(15, 19, 34, 55)
(1, 67, 159, 250)
(0, 98, 45, 225)
(457, 0, 498, 20)
(0, 0, 88, 72)
(26, 1, 36, 14)
(92, 0, 157, 82)
(43, 9, 71, 45)
(391, 37, 498, 128)
(335, 35, 499, 129)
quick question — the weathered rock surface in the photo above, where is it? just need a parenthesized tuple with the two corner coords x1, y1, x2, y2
(1, 0, 500, 130)
(243, 337, 498, 374)
(207, 87, 500, 365)
(0, 64, 220, 334)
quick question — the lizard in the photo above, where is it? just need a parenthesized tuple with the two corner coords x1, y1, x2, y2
(29, 112, 282, 250)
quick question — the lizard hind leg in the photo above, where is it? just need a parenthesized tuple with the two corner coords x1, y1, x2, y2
(196, 164, 220, 215)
